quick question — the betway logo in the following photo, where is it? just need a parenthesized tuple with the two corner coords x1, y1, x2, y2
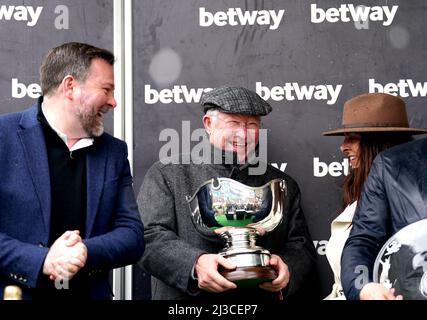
(256, 82, 342, 105)
(311, 4, 398, 26)
(11, 78, 41, 99)
(369, 79, 427, 98)
(314, 157, 349, 177)
(0, 5, 43, 27)
(145, 85, 213, 104)
(199, 7, 285, 30)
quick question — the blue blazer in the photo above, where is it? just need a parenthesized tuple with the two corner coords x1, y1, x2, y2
(0, 103, 145, 299)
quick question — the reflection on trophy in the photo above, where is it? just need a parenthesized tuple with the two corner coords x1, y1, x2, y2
(186, 178, 286, 287)
(373, 219, 427, 300)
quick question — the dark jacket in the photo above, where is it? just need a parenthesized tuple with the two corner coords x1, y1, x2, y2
(341, 138, 427, 300)
(138, 148, 318, 300)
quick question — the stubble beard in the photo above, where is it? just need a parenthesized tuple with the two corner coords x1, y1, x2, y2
(76, 104, 107, 138)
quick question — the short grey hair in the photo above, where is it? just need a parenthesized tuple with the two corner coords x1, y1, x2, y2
(205, 108, 220, 117)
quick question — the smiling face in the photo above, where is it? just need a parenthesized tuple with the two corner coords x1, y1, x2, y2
(340, 133, 361, 169)
(73, 58, 116, 137)
(203, 111, 261, 163)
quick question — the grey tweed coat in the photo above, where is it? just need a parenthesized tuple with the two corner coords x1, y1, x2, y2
(137, 149, 318, 300)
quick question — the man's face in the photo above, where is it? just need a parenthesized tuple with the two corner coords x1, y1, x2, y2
(204, 111, 261, 162)
(74, 58, 116, 137)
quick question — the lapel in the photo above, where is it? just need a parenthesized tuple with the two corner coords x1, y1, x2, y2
(17, 104, 51, 233)
(85, 138, 107, 237)
(331, 201, 356, 233)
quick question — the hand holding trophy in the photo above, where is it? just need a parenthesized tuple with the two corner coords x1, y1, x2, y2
(187, 177, 286, 287)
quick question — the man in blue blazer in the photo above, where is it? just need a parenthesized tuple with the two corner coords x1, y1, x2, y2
(0, 42, 144, 300)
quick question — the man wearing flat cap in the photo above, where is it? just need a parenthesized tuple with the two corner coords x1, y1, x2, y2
(138, 86, 318, 300)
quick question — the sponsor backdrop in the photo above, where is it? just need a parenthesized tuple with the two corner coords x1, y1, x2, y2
(1, 0, 427, 300)
(0, 0, 114, 132)
(132, 0, 427, 300)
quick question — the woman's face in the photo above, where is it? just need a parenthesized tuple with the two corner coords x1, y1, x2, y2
(340, 133, 361, 169)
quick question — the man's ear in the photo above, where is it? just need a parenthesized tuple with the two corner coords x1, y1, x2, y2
(203, 114, 213, 134)
(62, 75, 76, 100)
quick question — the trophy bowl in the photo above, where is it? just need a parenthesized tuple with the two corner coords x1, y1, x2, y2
(373, 218, 427, 300)
(186, 178, 286, 287)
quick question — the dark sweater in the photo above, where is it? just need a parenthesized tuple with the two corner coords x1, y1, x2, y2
(34, 106, 89, 299)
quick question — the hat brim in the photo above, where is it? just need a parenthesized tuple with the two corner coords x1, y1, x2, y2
(322, 127, 427, 136)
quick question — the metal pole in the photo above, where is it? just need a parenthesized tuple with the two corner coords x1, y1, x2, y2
(112, 0, 134, 301)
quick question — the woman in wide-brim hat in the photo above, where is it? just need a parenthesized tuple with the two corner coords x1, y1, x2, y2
(322, 92, 427, 300)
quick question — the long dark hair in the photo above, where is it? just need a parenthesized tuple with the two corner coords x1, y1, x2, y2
(342, 133, 413, 208)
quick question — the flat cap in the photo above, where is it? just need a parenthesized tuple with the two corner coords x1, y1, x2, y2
(201, 86, 272, 116)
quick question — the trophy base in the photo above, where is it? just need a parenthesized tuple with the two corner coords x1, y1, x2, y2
(221, 266, 277, 288)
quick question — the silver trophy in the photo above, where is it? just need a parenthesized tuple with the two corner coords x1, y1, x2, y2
(186, 178, 286, 287)
(373, 218, 427, 300)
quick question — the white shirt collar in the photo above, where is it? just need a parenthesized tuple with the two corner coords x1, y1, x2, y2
(41, 103, 94, 152)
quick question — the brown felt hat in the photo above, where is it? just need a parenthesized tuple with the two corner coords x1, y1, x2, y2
(322, 93, 427, 136)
